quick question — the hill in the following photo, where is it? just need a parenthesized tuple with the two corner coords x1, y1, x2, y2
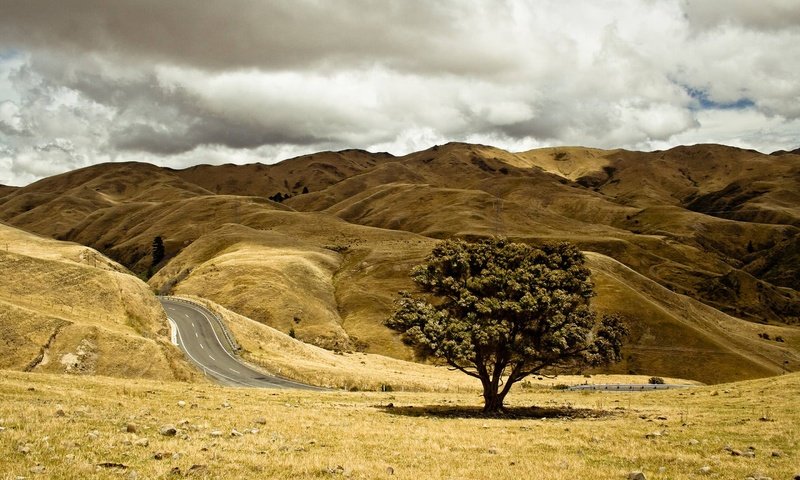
(1, 142, 798, 384)
(0, 223, 194, 380)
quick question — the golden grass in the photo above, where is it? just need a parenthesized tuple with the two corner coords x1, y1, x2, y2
(0, 369, 797, 479)
(0, 223, 195, 381)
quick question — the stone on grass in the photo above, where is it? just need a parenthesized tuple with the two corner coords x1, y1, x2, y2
(699, 466, 712, 474)
(134, 438, 149, 447)
(253, 417, 267, 425)
(159, 425, 177, 436)
(688, 439, 699, 446)
(230, 429, 243, 437)
(627, 471, 646, 480)
(29, 464, 46, 474)
(210, 430, 223, 438)
(177, 401, 186, 407)
(126, 424, 137, 433)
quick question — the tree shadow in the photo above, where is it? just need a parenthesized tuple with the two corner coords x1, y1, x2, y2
(377, 403, 614, 420)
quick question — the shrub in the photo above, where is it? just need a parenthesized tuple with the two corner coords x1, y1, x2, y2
(648, 376, 665, 385)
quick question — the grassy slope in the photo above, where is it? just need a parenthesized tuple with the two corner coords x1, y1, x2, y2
(1, 143, 798, 384)
(0, 223, 195, 381)
(0, 369, 797, 479)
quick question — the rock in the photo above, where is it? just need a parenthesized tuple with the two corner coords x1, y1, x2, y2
(134, 438, 149, 447)
(127, 471, 139, 480)
(153, 452, 171, 460)
(627, 471, 646, 480)
(0, 426, 6, 433)
(730, 449, 743, 456)
(746, 473, 772, 480)
(770, 450, 782, 457)
(386, 466, 395, 475)
(65, 454, 75, 461)
(231, 429, 243, 437)
(55, 407, 66, 417)
(699, 466, 712, 474)
(253, 417, 267, 425)
(210, 430, 223, 438)
(177, 401, 186, 407)
(97, 462, 128, 470)
(87, 430, 99, 440)
(17, 444, 31, 454)
(159, 425, 177, 436)
(126, 424, 137, 434)
(487, 447, 500, 454)
(743, 450, 755, 458)
(29, 464, 46, 474)
(187, 464, 207, 475)
(644, 431, 663, 439)
(793, 474, 800, 480)
(249, 428, 260, 435)
(221, 402, 231, 409)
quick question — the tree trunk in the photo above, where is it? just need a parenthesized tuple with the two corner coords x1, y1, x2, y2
(482, 387, 507, 414)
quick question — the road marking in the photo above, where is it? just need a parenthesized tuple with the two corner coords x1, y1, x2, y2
(195, 332, 199, 338)
(167, 317, 178, 346)
(229, 368, 240, 374)
(208, 355, 215, 361)
(199, 343, 204, 349)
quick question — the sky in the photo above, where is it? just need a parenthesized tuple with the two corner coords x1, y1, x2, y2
(1, 1, 799, 186)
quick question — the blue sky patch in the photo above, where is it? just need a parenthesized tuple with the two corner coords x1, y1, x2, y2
(684, 86, 755, 111)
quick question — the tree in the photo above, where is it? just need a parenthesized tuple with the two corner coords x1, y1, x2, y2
(151, 236, 165, 268)
(387, 239, 627, 413)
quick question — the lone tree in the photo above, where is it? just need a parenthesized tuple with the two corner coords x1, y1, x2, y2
(387, 239, 627, 413)
(151, 236, 165, 268)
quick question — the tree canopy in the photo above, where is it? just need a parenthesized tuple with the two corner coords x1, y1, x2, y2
(387, 238, 627, 413)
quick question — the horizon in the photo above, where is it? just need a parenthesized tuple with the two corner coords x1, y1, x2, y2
(2, 140, 796, 188)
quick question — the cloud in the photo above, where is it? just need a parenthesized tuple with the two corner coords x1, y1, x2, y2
(0, 0, 798, 185)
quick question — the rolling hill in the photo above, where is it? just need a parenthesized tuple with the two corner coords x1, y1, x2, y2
(1, 142, 798, 384)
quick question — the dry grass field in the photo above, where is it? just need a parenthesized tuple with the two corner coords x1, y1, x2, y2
(0, 369, 797, 479)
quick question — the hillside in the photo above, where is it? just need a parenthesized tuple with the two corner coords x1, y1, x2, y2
(0, 223, 195, 381)
(1, 142, 799, 384)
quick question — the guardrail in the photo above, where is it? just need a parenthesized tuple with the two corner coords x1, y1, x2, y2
(157, 295, 241, 353)
(568, 384, 695, 391)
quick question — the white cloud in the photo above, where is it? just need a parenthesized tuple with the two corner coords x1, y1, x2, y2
(0, 0, 798, 185)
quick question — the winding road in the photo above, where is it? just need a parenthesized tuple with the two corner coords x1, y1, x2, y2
(159, 297, 320, 389)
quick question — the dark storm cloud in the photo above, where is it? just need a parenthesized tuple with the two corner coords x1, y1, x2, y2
(0, 0, 516, 76)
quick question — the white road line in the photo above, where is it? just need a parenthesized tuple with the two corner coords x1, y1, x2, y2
(167, 317, 178, 346)
(195, 331, 199, 338)
(208, 355, 216, 361)
(173, 327, 250, 387)
(199, 343, 204, 349)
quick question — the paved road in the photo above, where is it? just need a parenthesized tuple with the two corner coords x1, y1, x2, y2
(159, 297, 320, 390)
(568, 383, 695, 392)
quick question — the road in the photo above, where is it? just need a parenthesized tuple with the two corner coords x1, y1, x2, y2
(568, 384, 695, 392)
(159, 297, 320, 389)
